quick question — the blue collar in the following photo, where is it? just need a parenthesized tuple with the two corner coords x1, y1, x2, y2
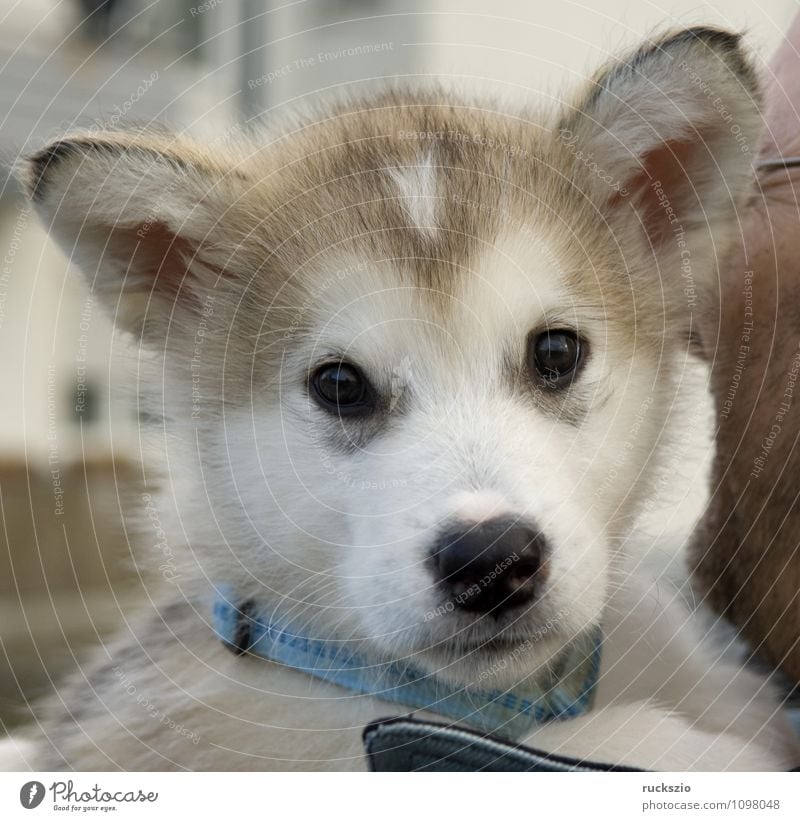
(212, 592, 602, 741)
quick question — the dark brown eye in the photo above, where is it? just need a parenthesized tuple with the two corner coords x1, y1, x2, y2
(311, 362, 374, 415)
(529, 330, 582, 384)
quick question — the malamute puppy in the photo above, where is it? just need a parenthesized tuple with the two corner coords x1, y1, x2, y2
(3, 27, 798, 771)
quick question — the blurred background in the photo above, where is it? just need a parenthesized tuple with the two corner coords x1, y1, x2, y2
(0, 0, 797, 735)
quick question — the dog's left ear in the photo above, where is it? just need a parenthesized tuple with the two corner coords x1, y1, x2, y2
(557, 27, 761, 254)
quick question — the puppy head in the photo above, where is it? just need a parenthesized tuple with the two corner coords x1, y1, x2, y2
(23, 29, 759, 686)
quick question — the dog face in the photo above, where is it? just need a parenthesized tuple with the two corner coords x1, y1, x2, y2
(25, 28, 760, 686)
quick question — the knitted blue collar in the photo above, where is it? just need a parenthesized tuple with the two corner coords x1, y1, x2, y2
(212, 592, 602, 741)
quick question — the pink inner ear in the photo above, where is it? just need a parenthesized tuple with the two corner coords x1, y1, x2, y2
(614, 138, 702, 246)
(108, 221, 222, 313)
(132, 222, 195, 298)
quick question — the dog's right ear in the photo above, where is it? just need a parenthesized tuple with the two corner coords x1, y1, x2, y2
(556, 28, 761, 269)
(19, 130, 250, 339)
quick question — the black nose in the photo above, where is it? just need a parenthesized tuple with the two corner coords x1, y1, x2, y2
(431, 518, 545, 614)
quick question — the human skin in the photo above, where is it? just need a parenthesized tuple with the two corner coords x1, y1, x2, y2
(691, 14, 800, 685)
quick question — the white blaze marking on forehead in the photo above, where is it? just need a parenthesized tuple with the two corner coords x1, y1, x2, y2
(388, 150, 438, 238)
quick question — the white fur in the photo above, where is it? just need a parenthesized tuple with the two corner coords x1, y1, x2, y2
(388, 150, 439, 238)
